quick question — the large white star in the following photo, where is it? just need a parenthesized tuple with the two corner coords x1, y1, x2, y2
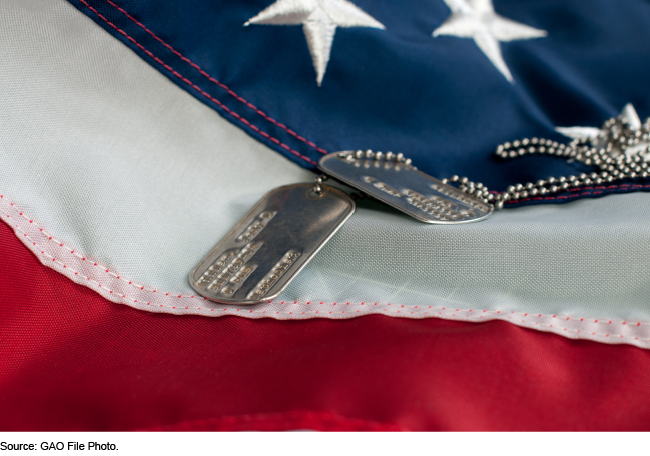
(433, 0, 547, 82)
(245, 0, 385, 86)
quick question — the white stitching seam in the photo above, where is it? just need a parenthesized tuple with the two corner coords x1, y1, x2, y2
(2, 194, 650, 348)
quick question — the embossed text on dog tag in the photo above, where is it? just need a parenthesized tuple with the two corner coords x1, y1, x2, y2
(189, 183, 355, 304)
(319, 151, 492, 224)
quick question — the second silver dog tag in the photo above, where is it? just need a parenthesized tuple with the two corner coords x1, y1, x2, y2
(189, 183, 355, 305)
(319, 150, 492, 224)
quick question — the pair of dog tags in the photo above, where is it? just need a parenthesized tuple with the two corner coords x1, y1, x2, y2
(189, 151, 492, 304)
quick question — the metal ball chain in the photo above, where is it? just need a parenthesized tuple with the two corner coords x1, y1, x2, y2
(342, 149, 413, 166)
(312, 174, 328, 196)
(441, 113, 650, 210)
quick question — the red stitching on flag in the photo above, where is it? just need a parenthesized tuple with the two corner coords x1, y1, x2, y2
(76, 0, 317, 167)
(103, 0, 328, 156)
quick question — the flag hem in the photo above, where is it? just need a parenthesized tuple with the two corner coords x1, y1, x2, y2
(3, 193, 649, 348)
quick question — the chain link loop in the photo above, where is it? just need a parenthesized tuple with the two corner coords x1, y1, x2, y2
(442, 113, 650, 209)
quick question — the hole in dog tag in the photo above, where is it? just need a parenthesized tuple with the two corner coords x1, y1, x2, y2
(319, 151, 492, 224)
(189, 183, 355, 304)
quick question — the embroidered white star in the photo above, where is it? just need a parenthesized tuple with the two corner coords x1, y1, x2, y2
(433, 0, 547, 82)
(245, 0, 384, 86)
(557, 104, 650, 160)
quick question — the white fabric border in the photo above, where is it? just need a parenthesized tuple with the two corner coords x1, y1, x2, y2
(3, 195, 650, 349)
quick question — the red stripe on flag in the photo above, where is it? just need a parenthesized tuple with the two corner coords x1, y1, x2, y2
(1, 220, 650, 431)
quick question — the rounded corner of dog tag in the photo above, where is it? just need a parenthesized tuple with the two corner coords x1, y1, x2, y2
(319, 150, 492, 224)
(189, 183, 354, 305)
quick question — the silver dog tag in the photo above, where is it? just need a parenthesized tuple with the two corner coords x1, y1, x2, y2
(189, 183, 355, 304)
(319, 151, 492, 224)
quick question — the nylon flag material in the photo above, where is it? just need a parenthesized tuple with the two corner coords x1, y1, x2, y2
(2, 0, 650, 431)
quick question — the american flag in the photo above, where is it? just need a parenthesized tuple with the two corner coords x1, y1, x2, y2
(2, 0, 650, 431)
